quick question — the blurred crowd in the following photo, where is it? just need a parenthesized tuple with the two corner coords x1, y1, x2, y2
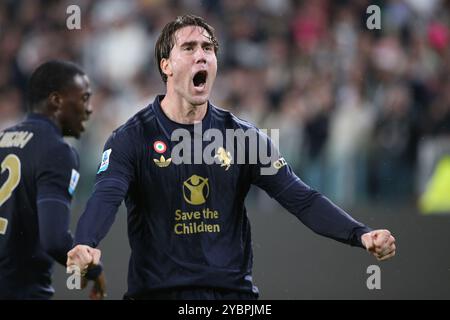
(1, 0, 450, 207)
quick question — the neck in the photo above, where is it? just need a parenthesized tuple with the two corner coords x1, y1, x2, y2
(33, 107, 61, 131)
(160, 93, 208, 125)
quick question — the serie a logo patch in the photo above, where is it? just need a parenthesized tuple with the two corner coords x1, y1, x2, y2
(97, 148, 112, 174)
(68, 169, 80, 195)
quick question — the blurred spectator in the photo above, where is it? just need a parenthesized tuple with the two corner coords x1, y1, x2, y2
(369, 84, 416, 201)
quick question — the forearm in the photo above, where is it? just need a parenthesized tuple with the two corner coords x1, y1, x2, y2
(275, 180, 372, 247)
(75, 178, 127, 247)
(297, 194, 371, 247)
(37, 199, 74, 266)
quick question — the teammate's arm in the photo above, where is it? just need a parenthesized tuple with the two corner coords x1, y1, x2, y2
(37, 143, 105, 298)
(37, 198, 73, 266)
(36, 144, 79, 265)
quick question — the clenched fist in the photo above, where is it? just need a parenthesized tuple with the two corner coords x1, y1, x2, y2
(361, 229, 396, 261)
(67, 244, 101, 274)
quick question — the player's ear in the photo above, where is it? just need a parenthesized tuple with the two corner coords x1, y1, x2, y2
(48, 92, 63, 115)
(49, 92, 62, 108)
(160, 58, 173, 79)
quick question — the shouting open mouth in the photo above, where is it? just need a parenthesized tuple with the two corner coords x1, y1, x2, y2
(193, 70, 208, 90)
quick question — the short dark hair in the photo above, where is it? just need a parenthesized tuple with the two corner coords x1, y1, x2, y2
(155, 14, 219, 83)
(27, 60, 85, 110)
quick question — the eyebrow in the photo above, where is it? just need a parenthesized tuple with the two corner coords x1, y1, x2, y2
(180, 40, 213, 48)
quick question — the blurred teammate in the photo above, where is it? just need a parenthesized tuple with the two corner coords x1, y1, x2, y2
(68, 15, 396, 300)
(0, 60, 105, 299)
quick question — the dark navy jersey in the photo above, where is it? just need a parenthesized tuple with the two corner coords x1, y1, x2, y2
(0, 113, 79, 299)
(75, 95, 371, 297)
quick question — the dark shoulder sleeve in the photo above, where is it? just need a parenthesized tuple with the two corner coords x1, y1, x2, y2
(250, 128, 299, 195)
(36, 141, 80, 204)
(95, 129, 136, 186)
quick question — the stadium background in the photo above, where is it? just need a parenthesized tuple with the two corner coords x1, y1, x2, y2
(1, 0, 450, 299)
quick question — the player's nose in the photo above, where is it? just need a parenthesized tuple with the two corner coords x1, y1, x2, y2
(85, 104, 93, 118)
(194, 47, 207, 64)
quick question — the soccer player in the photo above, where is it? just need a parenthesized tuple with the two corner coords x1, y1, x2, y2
(0, 60, 105, 299)
(68, 15, 396, 300)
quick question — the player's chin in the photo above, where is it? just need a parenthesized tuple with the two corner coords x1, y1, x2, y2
(189, 89, 210, 104)
(189, 93, 209, 106)
(72, 126, 83, 139)
(72, 131, 82, 139)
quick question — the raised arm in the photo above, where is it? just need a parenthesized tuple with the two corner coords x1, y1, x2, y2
(251, 130, 396, 259)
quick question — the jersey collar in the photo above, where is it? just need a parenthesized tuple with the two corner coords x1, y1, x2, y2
(26, 113, 62, 136)
(152, 95, 212, 140)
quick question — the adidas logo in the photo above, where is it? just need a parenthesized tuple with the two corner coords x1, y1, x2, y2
(154, 155, 172, 168)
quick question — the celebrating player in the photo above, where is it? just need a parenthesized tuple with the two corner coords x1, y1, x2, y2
(68, 15, 395, 300)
